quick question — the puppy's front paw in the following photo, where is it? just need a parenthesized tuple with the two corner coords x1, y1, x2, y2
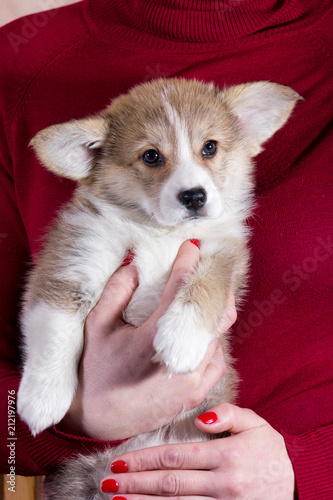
(153, 301, 211, 373)
(17, 368, 77, 436)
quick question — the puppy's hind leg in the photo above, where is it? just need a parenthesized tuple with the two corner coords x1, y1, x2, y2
(17, 302, 84, 436)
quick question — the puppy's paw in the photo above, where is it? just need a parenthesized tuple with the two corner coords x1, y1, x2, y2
(18, 303, 84, 435)
(17, 367, 77, 436)
(153, 301, 211, 373)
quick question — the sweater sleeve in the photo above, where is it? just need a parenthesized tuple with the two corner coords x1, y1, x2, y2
(281, 425, 333, 499)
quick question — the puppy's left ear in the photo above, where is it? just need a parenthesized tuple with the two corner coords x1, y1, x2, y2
(30, 115, 109, 181)
(222, 82, 302, 156)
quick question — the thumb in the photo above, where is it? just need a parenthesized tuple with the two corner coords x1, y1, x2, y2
(90, 263, 139, 331)
(195, 403, 267, 435)
(146, 239, 200, 327)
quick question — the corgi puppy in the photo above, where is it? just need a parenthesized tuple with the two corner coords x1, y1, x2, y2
(17, 78, 300, 498)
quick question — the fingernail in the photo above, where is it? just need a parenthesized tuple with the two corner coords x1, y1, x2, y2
(197, 411, 218, 424)
(111, 460, 128, 473)
(101, 478, 119, 493)
(190, 238, 199, 248)
(121, 250, 134, 266)
(113, 497, 127, 500)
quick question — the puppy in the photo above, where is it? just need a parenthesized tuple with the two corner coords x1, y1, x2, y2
(17, 78, 300, 498)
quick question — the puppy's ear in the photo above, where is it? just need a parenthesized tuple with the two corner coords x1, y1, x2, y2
(30, 115, 109, 181)
(222, 82, 302, 156)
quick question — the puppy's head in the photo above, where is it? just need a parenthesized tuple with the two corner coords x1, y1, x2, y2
(30, 79, 301, 226)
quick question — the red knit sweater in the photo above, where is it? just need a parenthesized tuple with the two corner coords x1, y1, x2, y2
(0, 1, 332, 498)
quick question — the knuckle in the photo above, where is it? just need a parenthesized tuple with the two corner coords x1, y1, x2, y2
(160, 446, 185, 469)
(222, 305, 237, 330)
(174, 268, 192, 287)
(222, 402, 237, 421)
(132, 453, 149, 472)
(161, 472, 182, 495)
(125, 475, 138, 493)
(228, 305, 238, 325)
(226, 471, 247, 497)
(107, 279, 132, 302)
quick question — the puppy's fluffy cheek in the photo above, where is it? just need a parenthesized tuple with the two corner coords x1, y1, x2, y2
(156, 185, 187, 225)
(203, 185, 223, 219)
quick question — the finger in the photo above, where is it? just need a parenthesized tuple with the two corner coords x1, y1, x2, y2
(196, 338, 225, 376)
(101, 470, 216, 497)
(87, 263, 138, 332)
(109, 441, 221, 475)
(112, 495, 209, 500)
(195, 403, 268, 435)
(217, 292, 237, 333)
(146, 240, 200, 326)
(199, 340, 226, 395)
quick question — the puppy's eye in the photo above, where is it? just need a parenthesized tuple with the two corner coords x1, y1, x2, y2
(142, 149, 163, 167)
(202, 140, 217, 158)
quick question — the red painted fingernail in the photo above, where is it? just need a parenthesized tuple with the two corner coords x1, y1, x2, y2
(121, 250, 134, 266)
(113, 497, 127, 500)
(197, 411, 218, 424)
(100, 478, 119, 493)
(111, 460, 128, 473)
(190, 238, 199, 248)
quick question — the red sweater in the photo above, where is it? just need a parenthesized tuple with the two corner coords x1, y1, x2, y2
(0, 0, 332, 497)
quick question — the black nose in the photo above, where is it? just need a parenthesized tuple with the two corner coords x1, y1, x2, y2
(178, 188, 207, 211)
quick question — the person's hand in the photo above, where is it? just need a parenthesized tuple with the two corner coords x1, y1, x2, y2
(101, 403, 295, 499)
(59, 240, 237, 441)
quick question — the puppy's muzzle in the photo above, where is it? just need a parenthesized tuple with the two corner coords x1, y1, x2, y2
(179, 187, 207, 212)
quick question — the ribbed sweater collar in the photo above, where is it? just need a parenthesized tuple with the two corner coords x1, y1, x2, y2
(84, 0, 309, 48)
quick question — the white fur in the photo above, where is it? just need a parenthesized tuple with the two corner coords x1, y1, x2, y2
(156, 97, 222, 225)
(18, 200, 241, 434)
(154, 300, 211, 372)
(19, 79, 300, 449)
(29, 118, 108, 181)
(18, 304, 83, 436)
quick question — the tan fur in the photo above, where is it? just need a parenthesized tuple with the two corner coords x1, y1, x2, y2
(25, 198, 103, 314)
(89, 79, 243, 205)
(178, 241, 249, 333)
(21, 78, 301, 498)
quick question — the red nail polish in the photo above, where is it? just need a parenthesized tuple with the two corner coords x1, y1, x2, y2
(198, 411, 218, 424)
(121, 250, 134, 266)
(111, 460, 128, 473)
(190, 238, 199, 248)
(100, 478, 119, 493)
(113, 497, 127, 500)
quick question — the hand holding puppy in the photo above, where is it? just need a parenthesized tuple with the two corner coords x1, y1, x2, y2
(60, 240, 237, 441)
(101, 403, 295, 499)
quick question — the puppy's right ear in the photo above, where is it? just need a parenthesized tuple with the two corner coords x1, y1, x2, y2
(30, 116, 109, 181)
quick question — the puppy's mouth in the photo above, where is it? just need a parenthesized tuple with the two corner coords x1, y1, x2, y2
(178, 207, 220, 227)
(153, 209, 211, 228)
(183, 210, 209, 221)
